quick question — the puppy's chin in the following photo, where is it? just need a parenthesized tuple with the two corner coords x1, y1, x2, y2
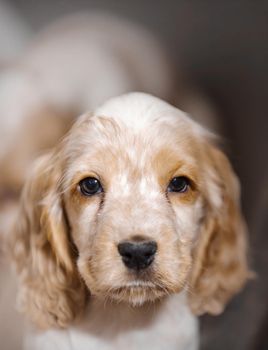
(108, 284, 169, 306)
(86, 279, 183, 307)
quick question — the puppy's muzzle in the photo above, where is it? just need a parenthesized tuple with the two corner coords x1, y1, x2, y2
(118, 241, 157, 271)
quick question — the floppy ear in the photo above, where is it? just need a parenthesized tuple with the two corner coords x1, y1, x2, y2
(9, 152, 86, 329)
(188, 141, 250, 315)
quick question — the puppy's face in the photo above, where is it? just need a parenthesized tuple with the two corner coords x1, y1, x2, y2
(12, 93, 249, 328)
(64, 114, 203, 305)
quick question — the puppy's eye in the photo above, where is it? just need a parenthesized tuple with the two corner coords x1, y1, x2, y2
(168, 176, 190, 193)
(79, 177, 103, 196)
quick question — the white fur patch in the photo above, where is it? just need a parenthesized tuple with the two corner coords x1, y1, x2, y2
(95, 92, 189, 131)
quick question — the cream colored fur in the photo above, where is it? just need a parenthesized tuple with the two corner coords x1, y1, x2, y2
(9, 93, 249, 349)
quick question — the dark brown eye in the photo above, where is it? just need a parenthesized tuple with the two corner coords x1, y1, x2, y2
(79, 177, 103, 196)
(168, 176, 190, 193)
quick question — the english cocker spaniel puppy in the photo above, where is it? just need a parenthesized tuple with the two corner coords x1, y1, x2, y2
(10, 93, 249, 350)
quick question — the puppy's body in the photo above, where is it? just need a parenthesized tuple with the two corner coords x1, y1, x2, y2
(25, 294, 198, 350)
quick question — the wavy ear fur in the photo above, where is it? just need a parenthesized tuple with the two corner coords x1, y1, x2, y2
(188, 141, 250, 315)
(9, 152, 86, 329)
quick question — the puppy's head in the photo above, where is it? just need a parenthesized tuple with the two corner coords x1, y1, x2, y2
(11, 93, 250, 328)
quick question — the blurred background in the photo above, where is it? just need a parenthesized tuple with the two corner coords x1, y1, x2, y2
(0, 1, 267, 349)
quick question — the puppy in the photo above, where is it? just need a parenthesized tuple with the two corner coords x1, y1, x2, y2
(9, 93, 249, 350)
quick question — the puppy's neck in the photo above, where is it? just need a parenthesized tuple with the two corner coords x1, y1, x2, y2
(25, 293, 199, 350)
(85, 294, 175, 328)
(75, 292, 198, 347)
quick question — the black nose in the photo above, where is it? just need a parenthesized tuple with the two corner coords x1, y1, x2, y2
(118, 241, 157, 271)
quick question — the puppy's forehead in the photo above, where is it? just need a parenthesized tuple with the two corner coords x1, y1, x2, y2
(88, 92, 203, 148)
(94, 92, 190, 130)
(65, 93, 206, 176)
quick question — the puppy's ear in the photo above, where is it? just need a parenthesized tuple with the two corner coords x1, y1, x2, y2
(9, 152, 86, 329)
(188, 141, 251, 315)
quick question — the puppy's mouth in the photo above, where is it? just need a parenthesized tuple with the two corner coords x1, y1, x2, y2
(108, 280, 170, 306)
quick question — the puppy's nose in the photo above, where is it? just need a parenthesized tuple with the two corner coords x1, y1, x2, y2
(118, 241, 157, 270)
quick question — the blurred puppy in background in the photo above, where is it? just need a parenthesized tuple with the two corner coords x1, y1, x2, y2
(0, 12, 174, 200)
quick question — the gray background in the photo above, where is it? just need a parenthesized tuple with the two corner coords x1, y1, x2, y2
(7, 1, 268, 349)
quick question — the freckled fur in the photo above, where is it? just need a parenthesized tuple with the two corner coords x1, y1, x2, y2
(9, 93, 250, 349)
